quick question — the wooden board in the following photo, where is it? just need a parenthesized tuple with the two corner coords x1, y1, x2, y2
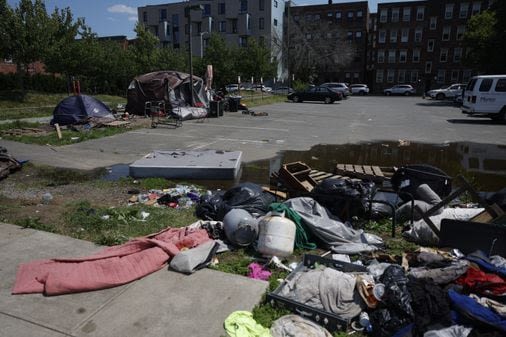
(335, 163, 391, 182)
(104, 120, 131, 127)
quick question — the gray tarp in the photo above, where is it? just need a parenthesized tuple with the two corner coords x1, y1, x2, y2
(169, 240, 219, 274)
(283, 197, 383, 254)
(271, 315, 333, 337)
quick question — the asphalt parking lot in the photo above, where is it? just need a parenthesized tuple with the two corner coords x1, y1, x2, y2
(1, 96, 505, 170)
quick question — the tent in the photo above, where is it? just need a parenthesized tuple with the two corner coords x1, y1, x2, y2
(126, 71, 209, 120)
(51, 95, 114, 126)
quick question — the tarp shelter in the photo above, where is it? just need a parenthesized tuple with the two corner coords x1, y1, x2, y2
(50, 95, 114, 126)
(126, 71, 209, 120)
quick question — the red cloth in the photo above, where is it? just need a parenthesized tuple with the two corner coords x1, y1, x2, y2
(12, 227, 210, 296)
(455, 266, 506, 296)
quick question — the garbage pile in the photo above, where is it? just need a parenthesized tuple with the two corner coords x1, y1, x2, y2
(127, 184, 202, 208)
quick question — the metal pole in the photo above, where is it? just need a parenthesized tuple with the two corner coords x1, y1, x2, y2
(188, 6, 194, 106)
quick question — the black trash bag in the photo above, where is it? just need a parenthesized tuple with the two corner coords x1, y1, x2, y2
(479, 187, 506, 211)
(195, 183, 275, 221)
(370, 265, 414, 337)
(407, 277, 452, 337)
(380, 265, 414, 318)
(312, 178, 376, 220)
(391, 164, 452, 202)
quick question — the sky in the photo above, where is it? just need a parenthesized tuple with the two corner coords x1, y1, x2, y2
(7, 0, 416, 39)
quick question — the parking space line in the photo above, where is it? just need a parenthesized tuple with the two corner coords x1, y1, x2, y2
(187, 123, 289, 132)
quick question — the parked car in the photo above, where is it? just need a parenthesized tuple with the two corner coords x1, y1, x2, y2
(225, 84, 240, 92)
(272, 86, 294, 95)
(461, 75, 506, 121)
(427, 84, 466, 100)
(320, 82, 351, 97)
(288, 86, 342, 103)
(384, 84, 415, 96)
(252, 84, 272, 92)
(349, 84, 370, 95)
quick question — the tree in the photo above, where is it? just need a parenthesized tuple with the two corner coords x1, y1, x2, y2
(130, 23, 162, 74)
(235, 38, 276, 82)
(200, 33, 236, 88)
(280, 14, 355, 83)
(464, 2, 506, 74)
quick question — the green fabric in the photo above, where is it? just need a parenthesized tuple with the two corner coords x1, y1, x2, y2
(269, 203, 317, 250)
(224, 311, 271, 337)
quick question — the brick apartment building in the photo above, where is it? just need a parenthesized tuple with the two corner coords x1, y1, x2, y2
(372, 0, 490, 93)
(138, 0, 285, 78)
(287, 1, 370, 84)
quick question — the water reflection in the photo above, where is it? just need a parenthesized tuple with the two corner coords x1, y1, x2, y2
(103, 141, 506, 192)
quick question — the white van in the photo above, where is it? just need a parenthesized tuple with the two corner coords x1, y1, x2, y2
(461, 75, 506, 121)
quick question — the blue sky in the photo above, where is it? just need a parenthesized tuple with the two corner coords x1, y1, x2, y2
(7, 0, 416, 39)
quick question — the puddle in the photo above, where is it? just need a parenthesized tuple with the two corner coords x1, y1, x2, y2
(102, 141, 506, 192)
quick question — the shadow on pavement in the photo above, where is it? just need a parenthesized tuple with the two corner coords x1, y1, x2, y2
(417, 100, 458, 107)
(447, 118, 506, 125)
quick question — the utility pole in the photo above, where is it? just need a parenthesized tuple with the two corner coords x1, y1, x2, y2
(185, 2, 203, 106)
(286, 0, 291, 88)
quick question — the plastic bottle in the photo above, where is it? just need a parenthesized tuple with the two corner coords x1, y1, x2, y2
(257, 211, 296, 257)
(359, 312, 373, 333)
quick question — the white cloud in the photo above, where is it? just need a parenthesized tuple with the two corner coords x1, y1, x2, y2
(128, 16, 138, 22)
(107, 4, 137, 15)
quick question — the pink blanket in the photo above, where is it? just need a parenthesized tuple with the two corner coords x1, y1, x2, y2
(12, 227, 210, 295)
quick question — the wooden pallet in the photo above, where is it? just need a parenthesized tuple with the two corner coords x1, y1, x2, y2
(335, 164, 394, 183)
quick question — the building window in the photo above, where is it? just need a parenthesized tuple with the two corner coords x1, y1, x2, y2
(387, 69, 395, 83)
(377, 50, 385, 63)
(345, 72, 351, 79)
(430, 17, 437, 30)
(460, 3, 469, 18)
(202, 4, 211, 17)
(259, 17, 264, 30)
(306, 33, 311, 40)
(259, 0, 265, 11)
(380, 9, 387, 23)
(442, 26, 451, 41)
(401, 28, 409, 42)
(416, 7, 424, 21)
(239, 36, 248, 47)
(273, 18, 277, 26)
(376, 70, 384, 83)
(293, 15, 299, 22)
(357, 11, 363, 19)
(390, 30, 397, 43)
(305, 14, 312, 22)
(403, 8, 411, 22)
(427, 39, 435, 52)
(327, 11, 333, 17)
(425, 61, 432, 74)
(355, 31, 362, 39)
(231, 19, 238, 33)
(347, 11, 354, 21)
(354, 72, 359, 79)
(437, 69, 445, 83)
(440, 48, 448, 62)
(457, 26, 465, 40)
(336, 11, 342, 19)
(472, 2, 481, 15)
(398, 69, 406, 83)
(388, 50, 396, 63)
(196, 22, 202, 33)
(274, 0, 278, 8)
(415, 28, 423, 42)
(219, 20, 226, 32)
(160, 9, 167, 21)
(219, 3, 225, 15)
(413, 49, 420, 62)
(392, 8, 399, 22)
(399, 50, 407, 63)
(454, 47, 462, 62)
(143, 11, 147, 22)
(451, 70, 459, 81)
(379, 30, 386, 43)
(314, 14, 320, 21)
(172, 14, 179, 26)
(347, 31, 353, 40)
(326, 32, 332, 39)
(445, 4, 454, 19)
(240, 0, 249, 13)
(411, 70, 418, 82)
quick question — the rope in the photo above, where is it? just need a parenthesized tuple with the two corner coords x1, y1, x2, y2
(269, 203, 317, 250)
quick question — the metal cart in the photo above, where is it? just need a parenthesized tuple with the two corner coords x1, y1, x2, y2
(146, 100, 182, 128)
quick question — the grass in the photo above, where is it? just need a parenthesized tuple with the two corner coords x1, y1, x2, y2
(0, 120, 140, 145)
(0, 91, 126, 120)
(241, 94, 287, 108)
(15, 200, 198, 245)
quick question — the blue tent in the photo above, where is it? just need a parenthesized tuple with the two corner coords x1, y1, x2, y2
(51, 95, 114, 126)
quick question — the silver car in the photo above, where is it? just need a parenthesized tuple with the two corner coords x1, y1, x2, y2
(321, 82, 351, 97)
(349, 84, 370, 95)
(426, 84, 466, 100)
(384, 84, 415, 96)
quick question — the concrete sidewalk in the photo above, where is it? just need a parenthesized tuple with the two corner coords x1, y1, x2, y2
(0, 223, 268, 337)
